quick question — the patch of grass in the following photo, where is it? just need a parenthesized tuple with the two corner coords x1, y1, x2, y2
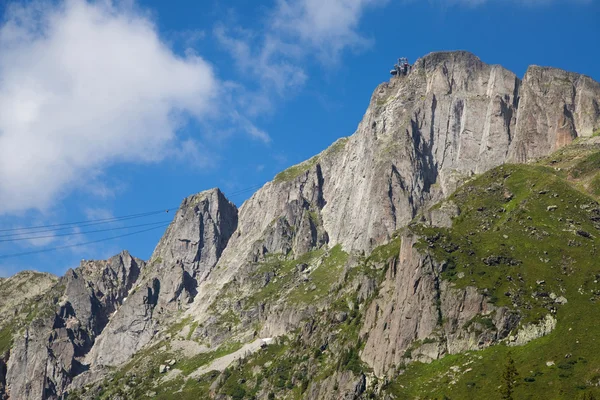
(368, 236, 402, 264)
(412, 163, 600, 324)
(589, 173, 600, 196)
(272, 137, 348, 184)
(166, 316, 192, 337)
(392, 158, 600, 399)
(570, 152, 600, 179)
(186, 321, 198, 341)
(287, 245, 348, 304)
(0, 323, 13, 355)
(274, 156, 319, 183)
(329, 137, 348, 153)
(245, 249, 325, 307)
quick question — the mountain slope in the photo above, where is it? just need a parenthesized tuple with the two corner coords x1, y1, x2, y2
(1, 50, 600, 400)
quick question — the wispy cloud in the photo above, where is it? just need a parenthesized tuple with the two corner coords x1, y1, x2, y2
(271, 0, 386, 62)
(214, 0, 385, 118)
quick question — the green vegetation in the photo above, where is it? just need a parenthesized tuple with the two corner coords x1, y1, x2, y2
(287, 244, 349, 303)
(244, 249, 325, 306)
(273, 156, 319, 183)
(186, 321, 198, 341)
(368, 235, 402, 264)
(500, 352, 519, 400)
(70, 140, 600, 400)
(272, 137, 348, 184)
(569, 152, 600, 179)
(325, 137, 349, 156)
(412, 163, 600, 324)
(71, 339, 243, 400)
(0, 323, 13, 355)
(387, 150, 600, 399)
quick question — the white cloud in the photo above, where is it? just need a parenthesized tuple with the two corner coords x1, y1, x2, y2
(214, 24, 307, 95)
(215, 0, 384, 110)
(272, 0, 386, 61)
(0, 0, 218, 213)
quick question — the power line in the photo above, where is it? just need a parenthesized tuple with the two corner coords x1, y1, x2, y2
(0, 183, 266, 260)
(0, 220, 172, 243)
(0, 223, 171, 260)
(227, 184, 264, 197)
(0, 184, 265, 236)
(0, 211, 175, 238)
(0, 208, 177, 234)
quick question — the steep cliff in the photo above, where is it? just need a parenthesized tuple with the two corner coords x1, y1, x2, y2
(509, 66, 600, 162)
(182, 50, 600, 354)
(86, 188, 238, 368)
(5, 251, 144, 399)
(2, 50, 600, 400)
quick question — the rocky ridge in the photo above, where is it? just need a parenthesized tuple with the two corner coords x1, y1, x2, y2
(1, 50, 599, 399)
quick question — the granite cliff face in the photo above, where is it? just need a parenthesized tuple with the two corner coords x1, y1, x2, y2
(360, 234, 520, 376)
(1, 51, 600, 399)
(87, 189, 238, 367)
(509, 66, 600, 162)
(4, 251, 144, 399)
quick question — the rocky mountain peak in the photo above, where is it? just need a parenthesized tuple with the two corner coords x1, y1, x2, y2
(1, 51, 600, 400)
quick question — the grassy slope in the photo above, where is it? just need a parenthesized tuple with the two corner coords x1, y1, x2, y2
(73, 239, 396, 399)
(73, 141, 600, 400)
(388, 146, 600, 399)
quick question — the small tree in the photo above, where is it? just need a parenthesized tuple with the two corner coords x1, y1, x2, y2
(500, 352, 519, 400)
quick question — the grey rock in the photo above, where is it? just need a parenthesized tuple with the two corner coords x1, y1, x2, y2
(509, 66, 600, 162)
(5, 251, 144, 400)
(305, 370, 366, 400)
(556, 296, 568, 305)
(360, 234, 519, 375)
(87, 188, 238, 368)
(4, 50, 600, 398)
(334, 312, 348, 323)
(425, 200, 461, 228)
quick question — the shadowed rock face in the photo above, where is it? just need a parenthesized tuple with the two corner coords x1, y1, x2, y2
(86, 188, 238, 369)
(2, 51, 600, 399)
(215, 51, 599, 270)
(4, 189, 238, 398)
(5, 251, 144, 400)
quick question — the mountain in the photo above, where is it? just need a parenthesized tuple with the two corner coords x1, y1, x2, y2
(1, 50, 599, 400)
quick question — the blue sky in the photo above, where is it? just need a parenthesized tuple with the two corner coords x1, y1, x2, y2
(0, 0, 597, 277)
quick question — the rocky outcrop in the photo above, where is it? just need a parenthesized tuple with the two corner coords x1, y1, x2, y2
(0, 271, 58, 327)
(508, 314, 557, 346)
(167, 50, 599, 382)
(5, 251, 144, 400)
(0, 272, 58, 400)
(195, 52, 532, 329)
(0, 358, 6, 400)
(360, 234, 519, 376)
(87, 188, 238, 368)
(2, 51, 600, 399)
(509, 66, 600, 162)
(212, 51, 600, 273)
(305, 371, 366, 400)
